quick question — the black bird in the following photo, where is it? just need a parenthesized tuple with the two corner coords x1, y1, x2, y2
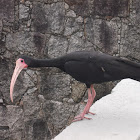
(10, 51, 140, 121)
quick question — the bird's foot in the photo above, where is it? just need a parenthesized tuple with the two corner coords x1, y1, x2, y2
(72, 111, 96, 122)
(86, 111, 96, 115)
(72, 114, 92, 122)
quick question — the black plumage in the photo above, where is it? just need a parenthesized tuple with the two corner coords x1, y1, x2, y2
(21, 51, 140, 88)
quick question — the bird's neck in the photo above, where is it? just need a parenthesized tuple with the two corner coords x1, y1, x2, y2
(30, 58, 63, 68)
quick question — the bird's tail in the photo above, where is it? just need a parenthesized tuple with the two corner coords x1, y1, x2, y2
(116, 58, 140, 82)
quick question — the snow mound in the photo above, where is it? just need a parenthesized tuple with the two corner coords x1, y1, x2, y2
(53, 79, 140, 140)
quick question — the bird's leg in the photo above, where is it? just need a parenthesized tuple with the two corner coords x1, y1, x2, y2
(73, 85, 96, 122)
(73, 88, 93, 122)
(86, 84, 96, 115)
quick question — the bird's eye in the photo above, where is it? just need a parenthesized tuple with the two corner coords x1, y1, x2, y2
(21, 60, 23, 63)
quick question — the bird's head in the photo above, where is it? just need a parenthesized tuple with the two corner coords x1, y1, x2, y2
(10, 56, 32, 102)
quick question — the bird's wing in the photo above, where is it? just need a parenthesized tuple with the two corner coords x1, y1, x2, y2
(115, 58, 140, 68)
(93, 55, 140, 81)
(64, 60, 104, 85)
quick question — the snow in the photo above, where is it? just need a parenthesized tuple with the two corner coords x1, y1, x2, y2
(53, 79, 140, 140)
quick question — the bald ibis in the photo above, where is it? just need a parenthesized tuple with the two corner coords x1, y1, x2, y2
(10, 51, 140, 122)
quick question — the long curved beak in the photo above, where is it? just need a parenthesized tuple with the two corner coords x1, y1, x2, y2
(10, 59, 28, 102)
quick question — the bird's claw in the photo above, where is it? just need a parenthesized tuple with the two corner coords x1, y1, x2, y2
(87, 111, 96, 115)
(72, 114, 92, 122)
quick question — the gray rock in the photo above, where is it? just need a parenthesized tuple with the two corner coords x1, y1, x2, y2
(0, 98, 3, 104)
(63, 98, 69, 103)
(75, 16, 83, 23)
(0, 40, 6, 55)
(38, 94, 45, 102)
(64, 0, 91, 17)
(6, 31, 46, 57)
(32, 3, 48, 33)
(120, 24, 140, 60)
(47, 35, 68, 58)
(65, 3, 69, 10)
(44, 2, 65, 34)
(85, 18, 119, 54)
(71, 80, 86, 103)
(64, 17, 83, 36)
(120, 0, 140, 60)
(0, 105, 24, 140)
(67, 98, 74, 104)
(0, 0, 14, 22)
(43, 100, 77, 137)
(93, 0, 130, 18)
(0, 20, 2, 32)
(68, 32, 86, 52)
(26, 87, 38, 95)
(19, 4, 30, 20)
(32, 2, 65, 34)
(41, 73, 71, 101)
(66, 10, 76, 17)
(25, 1, 32, 7)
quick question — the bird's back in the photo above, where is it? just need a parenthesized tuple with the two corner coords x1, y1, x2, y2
(57, 51, 140, 87)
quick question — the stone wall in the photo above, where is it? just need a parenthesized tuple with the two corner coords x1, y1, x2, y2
(0, 0, 139, 139)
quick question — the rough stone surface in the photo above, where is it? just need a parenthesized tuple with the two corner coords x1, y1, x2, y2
(93, 0, 130, 18)
(120, 0, 140, 61)
(85, 18, 121, 54)
(64, 0, 91, 17)
(47, 35, 68, 57)
(41, 73, 71, 101)
(0, 0, 139, 140)
(0, 0, 14, 22)
(32, 2, 65, 34)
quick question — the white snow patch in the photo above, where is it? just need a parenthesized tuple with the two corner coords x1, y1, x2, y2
(53, 79, 140, 140)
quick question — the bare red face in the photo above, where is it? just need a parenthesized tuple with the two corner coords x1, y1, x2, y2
(10, 58, 28, 102)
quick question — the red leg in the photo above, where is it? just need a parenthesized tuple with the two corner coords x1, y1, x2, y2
(86, 85, 96, 114)
(73, 85, 96, 122)
(73, 89, 92, 122)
